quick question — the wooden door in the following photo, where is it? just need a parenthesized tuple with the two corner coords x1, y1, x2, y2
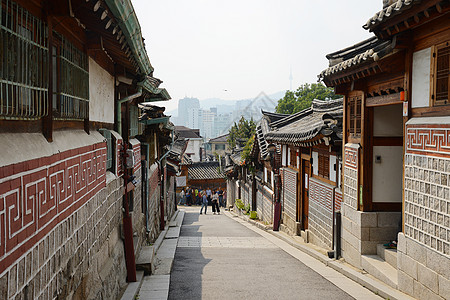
(302, 160, 310, 229)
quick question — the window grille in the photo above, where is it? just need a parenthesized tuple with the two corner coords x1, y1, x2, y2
(129, 105, 139, 137)
(99, 128, 113, 171)
(0, 0, 48, 119)
(318, 152, 329, 179)
(433, 42, 450, 106)
(53, 34, 89, 119)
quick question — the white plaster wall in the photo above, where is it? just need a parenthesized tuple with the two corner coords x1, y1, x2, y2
(372, 146, 403, 203)
(312, 151, 319, 176)
(282, 145, 287, 166)
(373, 104, 403, 136)
(412, 47, 431, 108)
(329, 155, 337, 183)
(89, 58, 114, 123)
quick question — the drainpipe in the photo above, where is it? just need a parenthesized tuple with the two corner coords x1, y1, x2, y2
(117, 86, 141, 283)
(117, 87, 142, 136)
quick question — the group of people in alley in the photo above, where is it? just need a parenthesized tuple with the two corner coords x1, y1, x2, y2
(179, 187, 225, 215)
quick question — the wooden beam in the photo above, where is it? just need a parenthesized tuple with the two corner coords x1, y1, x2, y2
(366, 92, 402, 107)
(373, 136, 403, 146)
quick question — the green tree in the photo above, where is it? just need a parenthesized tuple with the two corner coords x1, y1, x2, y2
(275, 83, 340, 114)
(227, 116, 256, 148)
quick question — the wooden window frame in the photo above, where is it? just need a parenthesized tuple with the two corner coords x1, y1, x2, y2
(347, 94, 362, 138)
(431, 41, 450, 106)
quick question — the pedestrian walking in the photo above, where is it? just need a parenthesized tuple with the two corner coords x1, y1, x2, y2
(179, 189, 185, 205)
(212, 190, 220, 214)
(206, 187, 212, 205)
(218, 189, 224, 207)
(200, 191, 208, 214)
(186, 187, 192, 206)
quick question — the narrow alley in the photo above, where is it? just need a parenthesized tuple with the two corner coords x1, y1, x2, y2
(136, 207, 382, 300)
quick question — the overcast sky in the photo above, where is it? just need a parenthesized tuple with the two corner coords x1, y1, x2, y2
(132, 0, 382, 113)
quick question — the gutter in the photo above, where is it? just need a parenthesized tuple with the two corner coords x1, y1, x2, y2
(117, 87, 142, 136)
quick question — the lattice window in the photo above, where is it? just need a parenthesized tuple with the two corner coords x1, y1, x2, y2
(433, 41, 450, 106)
(348, 95, 362, 137)
(53, 34, 89, 119)
(318, 152, 329, 179)
(0, 0, 48, 119)
(289, 146, 297, 168)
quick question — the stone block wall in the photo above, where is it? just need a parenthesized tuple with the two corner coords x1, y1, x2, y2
(0, 151, 127, 299)
(341, 203, 401, 268)
(147, 164, 161, 242)
(308, 178, 335, 250)
(257, 183, 273, 224)
(281, 168, 297, 225)
(397, 233, 449, 299)
(343, 144, 359, 209)
(397, 119, 450, 299)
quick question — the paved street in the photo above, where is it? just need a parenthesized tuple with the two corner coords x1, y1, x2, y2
(168, 207, 381, 300)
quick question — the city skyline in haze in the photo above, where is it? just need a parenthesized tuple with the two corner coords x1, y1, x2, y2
(133, 0, 382, 112)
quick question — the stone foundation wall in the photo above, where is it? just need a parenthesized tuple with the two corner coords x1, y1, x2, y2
(308, 178, 335, 250)
(397, 233, 449, 299)
(257, 183, 273, 224)
(147, 164, 161, 242)
(398, 118, 450, 299)
(341, 204, 401, 268)
(0, 173, 126, 300)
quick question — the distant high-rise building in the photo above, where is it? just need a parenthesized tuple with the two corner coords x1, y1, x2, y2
(178, 97, 200, 126)
(214, 113, 232, 137)
(201, 109, 216, 140)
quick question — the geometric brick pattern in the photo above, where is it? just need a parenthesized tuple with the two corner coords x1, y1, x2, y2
(343, 144, 359, 209)
(281, 168, 297, 222)
(405, 125, 450, 256)
(309, 178, 334, 249)
(0, 143, 107, 275)
(406, 124, 450, 156)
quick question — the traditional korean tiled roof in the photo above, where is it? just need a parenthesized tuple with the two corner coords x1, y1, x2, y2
(265, 99, 343, 146)
(188, 162, 225, 180)
(318, 36, 394, 82)
(255, 111, 288, 160)
(175, 126, 202, 139)
(363, 0, 420, 31)
(230, 148, 245, 165)
(209, 134, 229, 143)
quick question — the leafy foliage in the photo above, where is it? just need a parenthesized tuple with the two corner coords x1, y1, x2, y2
(227, 116, 256, 148)
(275, 83, 340, 114)
(241, 135, 254, 163)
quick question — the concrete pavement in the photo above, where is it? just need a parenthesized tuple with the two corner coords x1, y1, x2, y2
(167, 207, 380, 300)
(134, 206, 413, 300)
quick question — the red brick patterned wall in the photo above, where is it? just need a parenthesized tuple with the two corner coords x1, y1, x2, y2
(0, 142, 106, 274)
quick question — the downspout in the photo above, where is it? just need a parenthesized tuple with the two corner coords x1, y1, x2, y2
(117, 87, 142, 136)
(118, 86, 141, 283)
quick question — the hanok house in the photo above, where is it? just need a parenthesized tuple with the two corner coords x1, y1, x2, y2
(137, 104, 177, 238)
(319, 1, 450, 297)
(0, 0, 171, 299)
(179, 161, 227, 193)
(174, 126, 203, 162)
(207, 133, 230, 158)
(265, 99, 344, 251)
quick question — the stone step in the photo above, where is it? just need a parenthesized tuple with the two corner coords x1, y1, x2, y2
(138, 274, 170, 300)
(377, 243, 397, 269)
(120, 270, 144, 300)
(136, 245, 155, 275)
(361, 255, 398, 289)
(169, 210, 179, 227)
